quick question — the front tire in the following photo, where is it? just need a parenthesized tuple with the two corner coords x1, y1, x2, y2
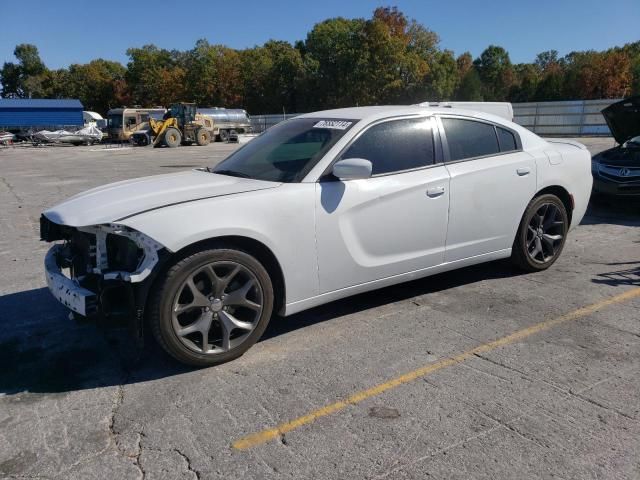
(196, 128, 211, 146)
(149, 247, 274, 366)
(164, 127, 182, 148)
(511, 194, 569, 272)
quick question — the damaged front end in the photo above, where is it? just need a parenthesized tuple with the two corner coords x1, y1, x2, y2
(41, 215, 168, 338)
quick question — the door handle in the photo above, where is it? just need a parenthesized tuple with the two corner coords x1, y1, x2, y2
(516, 167, 531, 176)
(426, 186, 445, 198)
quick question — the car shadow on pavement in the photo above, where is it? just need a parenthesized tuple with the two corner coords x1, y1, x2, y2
(591, 262, 640, 287)
(0, 288, 190, 396)
(0, 261, 522, 396)
(262, 259, 524, 341)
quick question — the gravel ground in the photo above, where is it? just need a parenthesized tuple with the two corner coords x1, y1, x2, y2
(0, 136, 639, 479)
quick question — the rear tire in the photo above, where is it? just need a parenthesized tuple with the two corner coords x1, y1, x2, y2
(219, 129, 229, 142)
(196, 128, 211, 146)
(164, 127, 182, 148)
(511, 194, 569, 272)
(149, 247, 274, 367)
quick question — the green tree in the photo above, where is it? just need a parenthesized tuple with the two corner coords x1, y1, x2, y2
(456, 68, 483, 100)
(509, 63, 540, 102)
(302, 17, 368, 108)
(39, 69, 71, 99)
(65, 60, 128, 113)
(474, 45, 514, 100)
(406, 19, 439, 60)
(534, 50, 559, 71)
(211, 46, 243, 106)
(262, 40, 304, 111)
(126, 45, 177, 105)
(1, 44, 47, 97)
(422, 50, 458, 101)
(240, 46, 273, 112)
(535, 63, 565, 100)
(183, 39, 219, 106)
(402, 20, 439, 102)
(14, 44, 46, 76)
(359, 12, 408, 104)
(0, 62, 21, 97)
(530, 49, 564, 101)
(298, 8, 443, 109)
(182, 40, 243, 107)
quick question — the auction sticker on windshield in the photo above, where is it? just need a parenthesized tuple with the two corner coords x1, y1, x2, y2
(313, 120, 353, 130)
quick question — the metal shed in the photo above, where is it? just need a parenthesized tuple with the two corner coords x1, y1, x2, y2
(0, 98, 84, 129)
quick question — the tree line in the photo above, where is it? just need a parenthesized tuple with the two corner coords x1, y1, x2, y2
(1, 7, 638, 115)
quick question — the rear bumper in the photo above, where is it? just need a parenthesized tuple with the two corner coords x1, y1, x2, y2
(45, 244, 98, 316)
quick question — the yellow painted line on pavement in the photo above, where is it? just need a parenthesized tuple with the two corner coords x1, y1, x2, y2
(233, 287, 640, 450)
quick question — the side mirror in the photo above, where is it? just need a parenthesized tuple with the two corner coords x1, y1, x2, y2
(332, 158, 373, 180)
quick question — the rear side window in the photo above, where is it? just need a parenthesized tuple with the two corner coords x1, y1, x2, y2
(441, 118, 500, 161)
(341, 118, 434, 175)
(497, 127, 518, 152)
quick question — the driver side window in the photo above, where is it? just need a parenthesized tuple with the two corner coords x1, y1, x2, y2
(341, 118, 435, 175)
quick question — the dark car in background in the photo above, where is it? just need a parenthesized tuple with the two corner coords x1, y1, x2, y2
(591, 96, 640, 197)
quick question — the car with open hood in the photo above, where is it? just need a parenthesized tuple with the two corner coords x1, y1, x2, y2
(41, 105, 592, 366)
(592, 96, 640, 197)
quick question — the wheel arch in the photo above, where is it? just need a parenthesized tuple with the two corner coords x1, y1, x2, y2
(167, 235, 287, 315)
(510, 184, 574, 253)
(533, 185, 574, 224)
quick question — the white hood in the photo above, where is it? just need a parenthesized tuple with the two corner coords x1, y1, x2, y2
(44, 170, 280, 227)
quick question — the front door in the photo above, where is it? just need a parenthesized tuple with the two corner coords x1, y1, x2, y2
(315, 116, 450, 294)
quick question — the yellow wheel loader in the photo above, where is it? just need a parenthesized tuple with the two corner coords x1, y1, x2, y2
(145, 103, 213, 148)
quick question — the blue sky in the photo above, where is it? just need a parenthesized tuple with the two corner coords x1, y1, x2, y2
(1, 0, 638, 69)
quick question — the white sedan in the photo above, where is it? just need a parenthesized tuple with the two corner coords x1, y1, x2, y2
(41, 106, 592, 366)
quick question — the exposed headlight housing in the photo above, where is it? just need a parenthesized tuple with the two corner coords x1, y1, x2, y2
(106, 233, 142, 272)
(75, 223, 164, 283)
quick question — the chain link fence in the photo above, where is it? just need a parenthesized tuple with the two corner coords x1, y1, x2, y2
(249, 113, 301, 134)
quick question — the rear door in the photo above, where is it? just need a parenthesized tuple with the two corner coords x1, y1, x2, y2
(437, 116, 536, 262)
(315, 116, 450, 293)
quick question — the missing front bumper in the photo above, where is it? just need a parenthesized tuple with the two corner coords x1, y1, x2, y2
(42, 221, 168, 339)
(45, 244, 98, 316)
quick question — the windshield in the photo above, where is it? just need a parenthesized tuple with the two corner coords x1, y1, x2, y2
(108, 114, 123, 128)
(212, 118, 356, 182)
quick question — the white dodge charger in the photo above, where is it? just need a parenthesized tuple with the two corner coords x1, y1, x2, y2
(41, 106, 592, 366)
